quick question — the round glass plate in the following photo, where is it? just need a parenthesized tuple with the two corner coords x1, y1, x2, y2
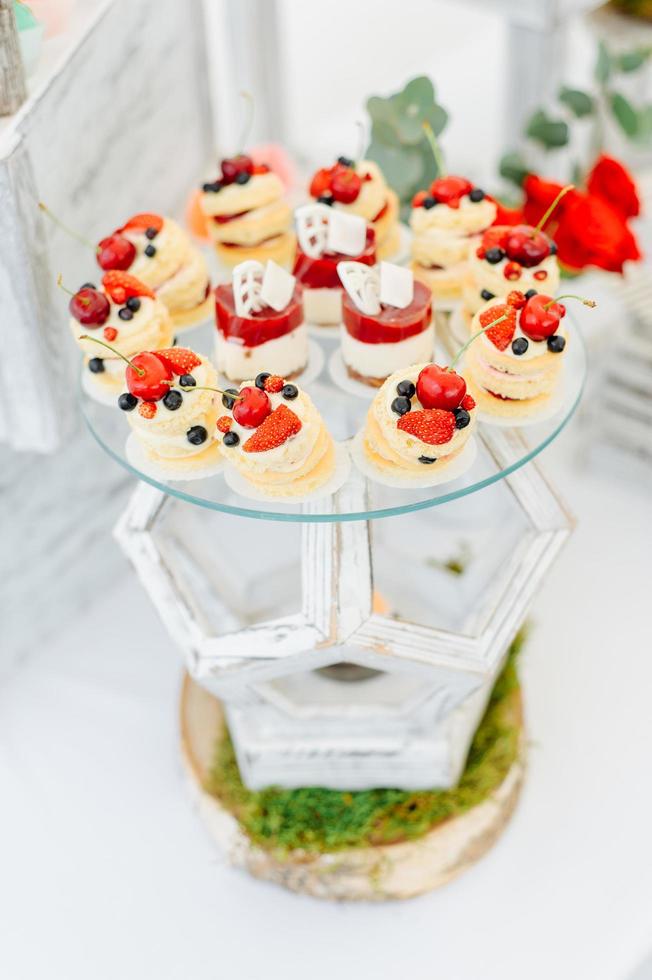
(80, 320, 587, 523)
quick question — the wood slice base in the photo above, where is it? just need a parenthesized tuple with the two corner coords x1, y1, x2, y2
(179, 675, 525, 901)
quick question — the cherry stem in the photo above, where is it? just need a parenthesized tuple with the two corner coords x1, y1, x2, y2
(78, 334, 145, 376)
(165, 380, 243, 401)
(543, 294, 597, 310)
(57, 273, 90, 307)
(449, 311, 510, 371)
(39, 202, 99, 254)
(237, 91, 254, 153)
(422, 121, 446, 178)
(534, 184, 574, 233)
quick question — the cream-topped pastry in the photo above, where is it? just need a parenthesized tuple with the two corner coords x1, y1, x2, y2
(96, 213, 211, 330)
(309, 157, 400, 260)
(69, 272, 173, 399)
(463, 224, 560, 316)
(338, 261, 433, 386)
(217, 374, 336, 497)
(201, 155, 295, 269)
(358, 362, 477, 483)
(215, 260, 308, 382)
(410, 177, 496, 302)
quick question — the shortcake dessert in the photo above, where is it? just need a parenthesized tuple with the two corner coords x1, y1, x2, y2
(95, 212, 212, 330)
(358, 362, 477, 484)
(69, 272, 173, 400)
(410, 177, 496, 302)
(217, 374, 336, 498)
(214, 260, 308, 382)
(200, 154, 295, 269)
(309, 156, 400, 259)
(293, 204, 375, 326)
(338, 261, 433, 387)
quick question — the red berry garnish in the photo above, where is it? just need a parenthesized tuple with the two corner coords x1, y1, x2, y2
(412, 190, 428, 208)
(506, 290, 526, 309)
(330, 168, 362, 204)
(69, 287, 110, 326)
(121, 213, 164, 234)
(102, 271, 155, 304)
(263, 375, 285, 393)
(252, 163, 270, 175)
(416, 364, 467, 411)
(480, 303, 517, 351)
(475, 246, 486, 259)
(461, 394, 476, 411)
(216, 416, 232, 433)
(309, 166, 335, 198)
(103, 326, 118, 341)
(155, 347, 202, 375)
(221, 154, 254, 185)
(138, 401, 157, 419)
(481, 227, 509, 251)
(503, 224, 551, 267)
(243, 404, 302, 453)
(397, 408, 456, 446)
(232, 386, 271, 429)
(534, 269, 548, 281)
(97, 234, 136, 271)
(430, 175, 473, 208)
(519, 294, 565, 342)
(126, 352, 173, 401)
(503, 261, 522, 281)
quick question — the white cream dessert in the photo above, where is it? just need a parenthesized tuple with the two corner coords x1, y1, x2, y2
(96, 213, 212, 330)
(338, 261, 433, 387)
(214, 259, 308, 382)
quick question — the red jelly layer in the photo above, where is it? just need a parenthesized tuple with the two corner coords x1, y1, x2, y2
(292, 227, 376, 289)
(215, 284, 304, 347)
(342, 281, 432, 344)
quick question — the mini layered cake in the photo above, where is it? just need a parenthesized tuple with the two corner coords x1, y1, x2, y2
(217, 374, 337, 498)
(309, 157, 400, 259)
(410, 177, 496, 302)
(96, 212, 211, 330)
(200, 154, 295, 269)
(357, 362, 477, 485)
(463, 224, 560, 317)
(463, 291, 571, 419)
(293, 204, 375, 325)
(118, 346, 223, 477)
(214, 260, 308, 382)
(70, 272, 174, 400)
(338, 261, 433, 387)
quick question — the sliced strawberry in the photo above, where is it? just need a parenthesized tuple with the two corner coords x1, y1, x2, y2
(506, 290, 526, 309)
(263, 375, 285, 393)
(121, 213, 164, 234)
(461, 394, 476, 411)
(216, 416, 232, 433)
(103, 326, 118, 341)
(412, 190, 428, 208)
(309, 166, 335, 198)
(481, 227, 509, 251)
(138, 401, 157, 419)
(397, 409, 456, 446)
(102, 271, 155, 304)
(252, 164, 270, 175)
(243, 404, 301, 453)
(155, 348, 202, 375)
(479, 303, 516, 351)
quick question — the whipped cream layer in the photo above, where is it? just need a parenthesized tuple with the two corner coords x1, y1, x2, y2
(201, 172, 284, 217)
(410, 195, 496, 236)
(464, 250, 560, 314)
(215, 324, 308, 381)
(340, 324, 434, 381)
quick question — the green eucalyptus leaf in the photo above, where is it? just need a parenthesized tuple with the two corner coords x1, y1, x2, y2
(595, 40, 611, 84)
(423, 103, 448, 138)
(525, 109, 569, 149)
(617, 47, 651, 73)
(370, 118, 399, 146)
(366, 140, 423, 197)
(633, 103, 652, 144)
(610, 91, 639, 137)
(558, 86, 595, 118)
(499, 150, 529, 187)
(401, 75, 436, 112)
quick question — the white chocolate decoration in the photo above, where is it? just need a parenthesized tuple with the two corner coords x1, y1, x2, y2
(295, 203, 330, 258)
(326, 209, 367, 256)
(232, 260, 266, 317)
(260, 260, 296, 312)
(379, 261, 413, 309)
(337, 261, 381, 316)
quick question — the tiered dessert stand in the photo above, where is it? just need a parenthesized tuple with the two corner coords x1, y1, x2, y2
(81, 316, 585, 900)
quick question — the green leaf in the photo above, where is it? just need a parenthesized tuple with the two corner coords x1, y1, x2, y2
(558, 86, 594, 118)
(617, 47, 651, 73)
(499, 151, 529, 187)
(610, 91, 639, 137)
(365, 139, 423, 197)
(525, 109, 569, 149)
(595, 40, 611, 84)
(634, 104, 652, 144)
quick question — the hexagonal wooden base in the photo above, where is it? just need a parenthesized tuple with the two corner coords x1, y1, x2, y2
(180, 675, 525, 901)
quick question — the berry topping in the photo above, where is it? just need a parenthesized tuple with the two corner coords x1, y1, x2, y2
(534, 270, 548, 281)
(480, 289, 495, 301)
(145, 227, 158, 240)
(503, 225, 551, 267)
(179, 374, 196, 387)
(263, 375, 285, 393)
(454, 408, 471, 429)
(519, 294, 566, 342)
(97, 235, 136, 271)
(126, 351, 174, 401)
(481, 227, 510, 251)
(155, 348, 202, 375)
(80, 282, 96, 290)
(310, 166, 336, 198)
(469, 188, 485, 202)
(511, 337, 529, 356)
(222, 388, 239, 410)
(163, 389, 183, 411)
(255, 372, 270, 390)
(429, 176, 473, 208)
(416, 364, 467, 411)
(506, 290, 526, 309)
(121, 213, 164, 234)
(485, 247, 504, 264)
(479, 304, 517, 351)
(396, 380, 416, 398)
(144, 244, 157, 257)
(461, 394, 475, 411)
(118, 308, 133, 321)
(126, 296, 141, 312)
(216, 416, 232, 433)
(243, 404, 302, 453)
(282, 383, 298, 400)
(223, 431, 240, 447)
(69, 287, 110, 326)
(391, 396, 412, 416)
(337, 155, 354, 167)
(102, 271, 155, 304)
(203, 181, 222, 193)
(547, 334, 566, 353)
(103, 326, 118, 341)
(118, 392, 137, 411)
(317, 194, 334, 206)
(221, 154, 254, 185)
(330, 168, 362, 204)
(525, 289, 538, 299)
(412, 190, 428, 208)
(88, 358, 104, 374)
(503, 261, 522, 281)
(418, 456, 437, 464)
(422, 196, 436, 210)
(397, 408, 456, 446)
(232, 386, 271, 429)
(187, 425, 208, 445)
(235, 171, 251, 185)
(138, 401, 157, 419)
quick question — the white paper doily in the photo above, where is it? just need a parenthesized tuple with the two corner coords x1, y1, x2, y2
(350, 429, 477, 489)
(223, 441, 351, 504)
(125, 432, 224, 482)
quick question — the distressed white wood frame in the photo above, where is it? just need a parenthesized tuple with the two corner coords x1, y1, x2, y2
(114, 428, 573, 790)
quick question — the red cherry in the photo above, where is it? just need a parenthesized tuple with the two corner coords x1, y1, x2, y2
(519, 295, 566, 342)
(330, 168, 362, 204)
(97, 234, 136, 271)
(126, 352, 174, 401)
(430, 176, 473, 208)
(221, 154, 254, 185)
(503, 225, 550, 267)
(310, 166, 335, 198)
(69, 288, 110, 326)
(416, 364, 467, 411)
(232, 386, 271, 429)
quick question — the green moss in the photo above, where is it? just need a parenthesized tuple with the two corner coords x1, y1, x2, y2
(205, 631, 526, 855)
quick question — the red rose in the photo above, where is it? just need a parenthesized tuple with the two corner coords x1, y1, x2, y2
(554, 192, 641, 273)
(522, 175, 578, 230)
(587, 154, 640, 220)
(486, 194, 524, 226)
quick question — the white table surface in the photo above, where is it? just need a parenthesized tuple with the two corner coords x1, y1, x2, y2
(1, 420, 651, 980)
